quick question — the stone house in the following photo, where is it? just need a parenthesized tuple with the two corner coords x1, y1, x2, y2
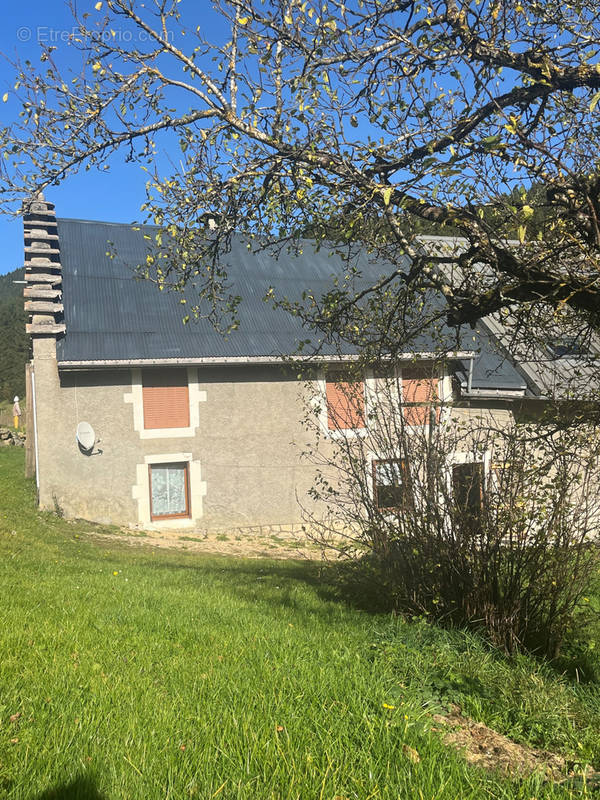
(24, 195, 574, 534)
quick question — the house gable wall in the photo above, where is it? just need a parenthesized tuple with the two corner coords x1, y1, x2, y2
(33, 359, 324, 530)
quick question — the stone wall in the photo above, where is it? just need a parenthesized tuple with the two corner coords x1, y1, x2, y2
(0, 427, 25, 447)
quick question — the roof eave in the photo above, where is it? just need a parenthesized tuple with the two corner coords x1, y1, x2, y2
(57, 350, 477, 370)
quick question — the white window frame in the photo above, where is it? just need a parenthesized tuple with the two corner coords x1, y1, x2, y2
(366, 363, 450, 430)
(313, 362, 451, 439)
(313, 369, 370, 439)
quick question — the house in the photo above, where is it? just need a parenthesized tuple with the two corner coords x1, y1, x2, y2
(24, 195, 569, 534)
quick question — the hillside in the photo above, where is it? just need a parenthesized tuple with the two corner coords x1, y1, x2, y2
(2, 445, 600, 797)
(0, 268, 28, 403)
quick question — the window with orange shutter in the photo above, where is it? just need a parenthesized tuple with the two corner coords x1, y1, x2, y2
(326, 379, 365, 430)
(142, 369, 190, 430)
(401, 367, 439, 426)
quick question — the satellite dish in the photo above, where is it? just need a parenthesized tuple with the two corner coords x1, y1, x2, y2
(76, 421, 96, 453)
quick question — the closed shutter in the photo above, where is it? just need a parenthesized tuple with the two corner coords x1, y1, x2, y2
(142, 369, 190, 429)
(326, 380, 365, 430)
(402, 367, 438, 426)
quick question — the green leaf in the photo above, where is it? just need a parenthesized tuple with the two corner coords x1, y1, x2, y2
(481, 134, 502, 150)
(521, 205, 534, 219)
(590, 91, 600, 112)
(382, 187, 393, 207)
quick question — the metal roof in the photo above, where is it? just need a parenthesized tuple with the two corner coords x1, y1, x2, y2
(54, 219, 531, 393)
(455, 322, 528, 394)
(56, 218, 417, 362)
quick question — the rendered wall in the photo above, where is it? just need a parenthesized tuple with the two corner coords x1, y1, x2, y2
(32, 342, 528, 532)
(32, 344, 325, 531)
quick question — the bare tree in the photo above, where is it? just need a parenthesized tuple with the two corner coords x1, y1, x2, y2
(1, 1, 600, 345)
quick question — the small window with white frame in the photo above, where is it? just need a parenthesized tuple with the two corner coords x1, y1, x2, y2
(372, 458, 413, 511)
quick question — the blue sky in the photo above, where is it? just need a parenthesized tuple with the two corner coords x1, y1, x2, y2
(0, 1, 228, 276)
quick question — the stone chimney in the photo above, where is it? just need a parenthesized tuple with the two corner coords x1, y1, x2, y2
(23, 193, 65, 337)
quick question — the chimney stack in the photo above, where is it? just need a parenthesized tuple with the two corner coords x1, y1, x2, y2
(23, 193, 65, 336)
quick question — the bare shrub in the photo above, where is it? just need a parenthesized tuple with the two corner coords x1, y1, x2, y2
(302, 363, 600, 657)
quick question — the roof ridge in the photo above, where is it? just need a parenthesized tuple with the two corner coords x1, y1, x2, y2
(56, 217, 158, 229)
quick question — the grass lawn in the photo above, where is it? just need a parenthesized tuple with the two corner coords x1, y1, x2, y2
(1, 448, 600, 799)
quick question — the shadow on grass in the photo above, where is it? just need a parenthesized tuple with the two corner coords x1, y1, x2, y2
(138, 546, 396, 617)
(102, 539, 600, 682)
(32, 775, 106, 800)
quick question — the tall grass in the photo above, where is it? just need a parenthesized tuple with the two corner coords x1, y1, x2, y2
(0, 448, 599, 799)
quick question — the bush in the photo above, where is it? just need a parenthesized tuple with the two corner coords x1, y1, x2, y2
(303, 367, 600, 657)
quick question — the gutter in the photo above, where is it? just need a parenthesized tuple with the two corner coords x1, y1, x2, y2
(467, 356, 474, 394)
(58, 350, 477, 370)
(30, 367, 40, 493)
(459, 387, 527, 399)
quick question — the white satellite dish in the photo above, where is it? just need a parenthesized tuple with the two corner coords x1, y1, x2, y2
(76, 421, 96, 453)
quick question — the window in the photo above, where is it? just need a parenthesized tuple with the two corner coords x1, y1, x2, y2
(149, 462, 190, 520)
(373, 458, 412, 510)
(401, 367, 439, 426)
(452, 462, 484, 526)
(326, 379, 365, 430)
(142, 369, 190, 430)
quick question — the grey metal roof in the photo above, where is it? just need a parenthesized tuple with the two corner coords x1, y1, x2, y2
(54, 218, 531, 393)
(455, 322, 528, 393)
(56, 218, 416, 362)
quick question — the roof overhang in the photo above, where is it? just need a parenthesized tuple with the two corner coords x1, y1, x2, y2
(57, 351, 477, 371)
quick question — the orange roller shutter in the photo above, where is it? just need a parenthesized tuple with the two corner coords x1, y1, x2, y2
(326, 380, 365, 430)
(402, 368, 439, 426)
(142, 369, 190, 429)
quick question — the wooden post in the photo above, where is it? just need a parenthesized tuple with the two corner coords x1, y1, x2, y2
(25, 362, 35, 479)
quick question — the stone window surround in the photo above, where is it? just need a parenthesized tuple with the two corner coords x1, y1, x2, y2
(132, 452, 207, 529)
(124, 366, 207, 439)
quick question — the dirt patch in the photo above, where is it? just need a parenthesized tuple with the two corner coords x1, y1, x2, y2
(79, 525, 326, 561)
(434, 704, 598, 784)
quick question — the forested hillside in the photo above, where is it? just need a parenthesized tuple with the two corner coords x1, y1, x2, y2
(0, 269, 28, 403)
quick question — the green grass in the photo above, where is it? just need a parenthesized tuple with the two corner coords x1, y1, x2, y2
(1, 448, 600, 799)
